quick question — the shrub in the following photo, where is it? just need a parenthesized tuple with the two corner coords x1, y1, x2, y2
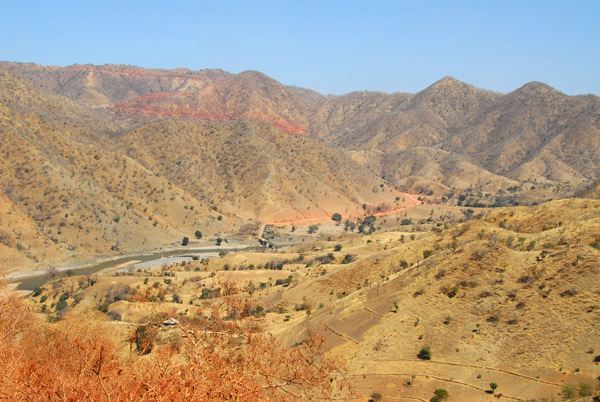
(275, 275, 293, 287)
(579, 382, 593, 396)
(55, 299, 68, 311)
(370, 391, 382, 401)
(430, 388, 449, 402)
(446, 286, 458, 298)
(107, 311, 122, 321)
(97, 301, 110, 313)
(490, 382, 498, 392)
(418, 346, 431, 360)
(561, 383, 577, 399)
(182, 237, 189, 246)
(334, 244, 342, 252)
(341, 254, 355, 264)
(308, 225, 319, 234)
(194, 230, 203, 239)
(331, 213, 342, 222)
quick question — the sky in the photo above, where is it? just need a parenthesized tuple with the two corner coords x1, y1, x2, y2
(1, 0, 599, 95)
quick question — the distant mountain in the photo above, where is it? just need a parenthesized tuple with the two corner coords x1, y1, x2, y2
(2, 63, 312, 134)
(308, 77, 600, 194)
(3, 62, 600, 203)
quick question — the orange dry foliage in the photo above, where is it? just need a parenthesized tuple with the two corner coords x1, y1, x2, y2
(0, 285, 351, 401)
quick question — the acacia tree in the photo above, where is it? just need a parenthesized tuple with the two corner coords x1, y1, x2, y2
(0, 283, 351, 401)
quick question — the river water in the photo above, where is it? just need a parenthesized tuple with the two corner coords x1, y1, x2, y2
(13, 245, 258, 291)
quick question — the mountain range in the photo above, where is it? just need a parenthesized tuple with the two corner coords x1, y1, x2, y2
(1, 62, 598, 274)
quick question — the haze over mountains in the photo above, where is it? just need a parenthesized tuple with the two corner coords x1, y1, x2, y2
(1, 62, 599, 273)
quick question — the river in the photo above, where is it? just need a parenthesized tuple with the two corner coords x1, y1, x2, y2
(12, 244, 258, 291)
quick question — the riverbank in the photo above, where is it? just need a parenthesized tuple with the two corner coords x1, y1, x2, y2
(7, 241, 262, 291)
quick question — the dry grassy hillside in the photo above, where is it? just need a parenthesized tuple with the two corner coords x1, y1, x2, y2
(440, 83, 600, 184)
(311, 77, 501, 149)
(0, 69, 232, 275)
(18, 199, 600, 401)
(263, 199, 600, 401)
(118, 119, 406, 222)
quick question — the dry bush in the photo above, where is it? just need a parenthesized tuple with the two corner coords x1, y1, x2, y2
(0, 283, 350, 401)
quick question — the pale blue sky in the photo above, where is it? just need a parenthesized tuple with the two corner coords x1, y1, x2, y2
(1, 0, 598, 95)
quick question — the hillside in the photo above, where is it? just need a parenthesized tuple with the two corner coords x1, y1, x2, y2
(309, 78, 600, 201)
(0, 67, 233, 275)
(16, 199, 600, 401)
(5, 62, 598, 204)
(0, 66, 404, 275)
(117, 119, 406, 222)
(261, 199, 600, 401)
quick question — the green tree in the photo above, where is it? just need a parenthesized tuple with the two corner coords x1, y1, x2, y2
(334, 244, 342, 252)
(182, 236, 189, 246)
(308, 225, 319, 234)
(216, 237, 223, 246)
(418, 346, 431, 360)
(341, 254, 355, 264)
(490, 382, 498, 392)
(331, 213, 342, 222)
(430, 388, 449, 402)
(195, 230, 203, 239)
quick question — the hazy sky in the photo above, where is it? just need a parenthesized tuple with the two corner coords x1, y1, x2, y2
(1, 0, 598, 95)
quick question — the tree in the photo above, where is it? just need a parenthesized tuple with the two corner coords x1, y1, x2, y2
(342, 254, 355, 264)
(418, 345, 431, 360)
(331, 213, 342, 222)
(195, 230, 203, 239)
(334, 244, 342, 252)
(490, 382, 498, 392)
(182, 236, 189, 246)
(216, 237, 223, 246)
(308, 224, 319, 234)
(430, 388, 449, 402)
